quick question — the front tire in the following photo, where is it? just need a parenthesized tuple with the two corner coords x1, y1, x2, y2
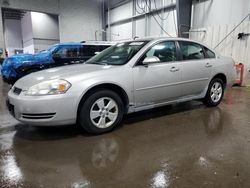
(203, 78, 225, 107)
(78, 89, 124, 134)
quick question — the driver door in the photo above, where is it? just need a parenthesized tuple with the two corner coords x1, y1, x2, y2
(133, 41, 182, 108)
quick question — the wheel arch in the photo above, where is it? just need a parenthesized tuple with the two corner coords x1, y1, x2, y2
(211, 73, 227, 87)
(76, 83, 130, 121)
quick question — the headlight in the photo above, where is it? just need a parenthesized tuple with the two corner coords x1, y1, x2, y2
(26, 79, 71, 96)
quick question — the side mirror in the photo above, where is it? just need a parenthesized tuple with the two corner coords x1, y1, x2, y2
(94, 51, 101, 55)
(142, 56, 160, 65)
(52, 53, 61, 59)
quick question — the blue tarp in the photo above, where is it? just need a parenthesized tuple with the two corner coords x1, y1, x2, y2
(1, 42, 82, 80)
(1, 51, 52, 78)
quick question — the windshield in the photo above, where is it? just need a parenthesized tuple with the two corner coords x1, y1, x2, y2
(86, 41, 148, 65)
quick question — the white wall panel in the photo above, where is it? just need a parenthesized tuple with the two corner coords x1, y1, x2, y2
(135, 18, 146, 38)
(1, 0, 60, 14)
(59, 0, 102, 42)
(162, 9, 177, 37)
(19, 12, 60, 54)
(110, 22, 132, 41)
(192, 0, 250, 28)
(0, 0, 103, 51)
(107, 0, 177, 40)
(190, 22, 250, 86)
(110, 2, 133, 23)
(21, 12, 33, 48)
(31, 12, 59, 40)
(149, 15, 162, 36)
(31, 12, 60, 52)
(191, 0, 250, 85)
(4, 19, 22, 48)
(4, 19, 23, 56)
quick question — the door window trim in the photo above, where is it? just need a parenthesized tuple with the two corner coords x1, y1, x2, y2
(203, 46, 216, 59)
(134, 40, 181, 67)
(177, 41, 216, 62)
(177, 41, 206, 61)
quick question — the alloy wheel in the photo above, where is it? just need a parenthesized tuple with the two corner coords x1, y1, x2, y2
(210, 82, 223, 103)
(90, 97, 119, 128)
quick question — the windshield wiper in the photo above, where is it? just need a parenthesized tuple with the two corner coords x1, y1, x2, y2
(85, 62, 108, 65)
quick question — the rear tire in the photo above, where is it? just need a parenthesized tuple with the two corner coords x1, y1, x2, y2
(203, 78, 225, 107)
(78, 89, 124, 134)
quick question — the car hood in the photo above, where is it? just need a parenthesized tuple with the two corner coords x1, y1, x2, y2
(14, 64, 120, 89)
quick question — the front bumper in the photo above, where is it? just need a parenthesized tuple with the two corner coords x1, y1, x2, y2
(7, 90, 79, 126)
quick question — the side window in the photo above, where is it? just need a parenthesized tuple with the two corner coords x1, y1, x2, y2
(100, 45, 111, 51)
(142, 41, 177, 63)
(204, 47, 215, 58)
(57, 47, 79, 58)
(90, 45, 100, 55)
(79, 45, 99, 58)
(179, 41, 205, 60)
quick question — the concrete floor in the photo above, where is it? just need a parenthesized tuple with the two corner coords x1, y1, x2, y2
(1, 79, 250, 188)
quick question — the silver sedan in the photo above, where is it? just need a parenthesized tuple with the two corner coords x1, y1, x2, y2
(7, 38, 235, 134)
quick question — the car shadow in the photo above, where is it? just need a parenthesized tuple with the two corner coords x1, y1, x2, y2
(123, 100, 204, 125)
(14, 124, 81, 141)
(13, 101, 205, 141)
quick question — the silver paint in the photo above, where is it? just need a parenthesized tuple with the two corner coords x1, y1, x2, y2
(7, 38, 235, 126)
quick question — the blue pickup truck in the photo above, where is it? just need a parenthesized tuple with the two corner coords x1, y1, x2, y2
(1, 42, 113, 84)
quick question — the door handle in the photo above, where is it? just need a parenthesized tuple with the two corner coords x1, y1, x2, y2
(205, 63, 212, 68)
(170, 67, 180, 72)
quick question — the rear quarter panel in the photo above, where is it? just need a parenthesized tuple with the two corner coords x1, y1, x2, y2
(212, 56, 235, 86)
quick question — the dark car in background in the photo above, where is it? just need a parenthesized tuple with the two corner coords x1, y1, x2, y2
(1, 41, 114, 84)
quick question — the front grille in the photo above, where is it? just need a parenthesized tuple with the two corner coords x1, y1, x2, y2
(13, 87, 22, 95)
(21, 113, 56, 120)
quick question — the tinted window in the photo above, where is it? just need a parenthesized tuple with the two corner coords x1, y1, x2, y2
(142, 41, 177, 63)
(179, 41, 205, 60)
(79, 45, 98, 57)
(204, 47, 215, 58)
(100, 45, 111, 51)
(56, 47, 79, 58)
(79, 45, 111, 58)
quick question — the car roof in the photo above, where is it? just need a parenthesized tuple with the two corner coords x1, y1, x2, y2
(117, 37, 213, 50)
(56, 38, 197, 46)
(81, 41, 117, 45)
(122, 37, 199, 43)
(54, 42, 82, 46)
(54, 41, 115, 47)
(54, 38, 210, 49)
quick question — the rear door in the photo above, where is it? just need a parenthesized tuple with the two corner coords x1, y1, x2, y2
(178, 41, 213, 97)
